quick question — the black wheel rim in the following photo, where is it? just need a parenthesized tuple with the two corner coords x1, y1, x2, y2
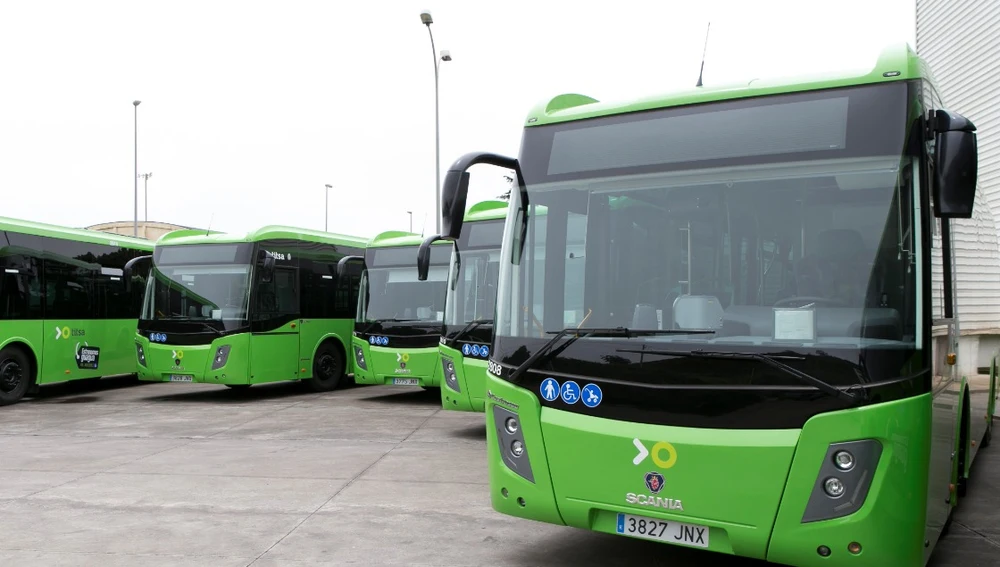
(317, 353, 339, 382)
(0, 359, 23, 394)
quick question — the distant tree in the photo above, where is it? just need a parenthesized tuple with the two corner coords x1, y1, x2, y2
(497, 173, 514, 200)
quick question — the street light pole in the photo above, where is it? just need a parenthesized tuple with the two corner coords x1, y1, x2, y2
(133, 100, 141, 237)
(139, 172, 152, 221)
(324, 184, 332, 231)
(420, 10, 451, 234)
(406, 210, 413, 233)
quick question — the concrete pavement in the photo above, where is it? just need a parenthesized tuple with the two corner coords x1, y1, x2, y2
(0, 377, 996, 566)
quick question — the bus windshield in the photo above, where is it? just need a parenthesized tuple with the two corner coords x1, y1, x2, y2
(444, 219, 505, 329)
(141, 243, 254, 331)
(496, 82, 920, 383)
(357, 244, 450, 324)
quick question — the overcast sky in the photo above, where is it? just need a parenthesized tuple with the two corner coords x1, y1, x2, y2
(0, 0, 916, 240)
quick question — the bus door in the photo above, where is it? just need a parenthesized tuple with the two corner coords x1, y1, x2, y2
(250, 253, 300, 383)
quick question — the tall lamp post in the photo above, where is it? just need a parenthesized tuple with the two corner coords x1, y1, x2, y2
(324, 184, 333, 231)
(406, 210, 413, 233)
(132, 100, 141, 237)
(139, 172, 152, 221)
(420, 10, 451, 234)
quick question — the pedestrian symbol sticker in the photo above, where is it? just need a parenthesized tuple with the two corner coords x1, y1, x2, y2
(582, 384, 602, 408)
(560, 380, 580, 404)
(462, 344, 471, 356)
(540, 377, 560, 402)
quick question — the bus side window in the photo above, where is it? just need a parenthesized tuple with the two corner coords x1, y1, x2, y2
(0, 255, 41, 319)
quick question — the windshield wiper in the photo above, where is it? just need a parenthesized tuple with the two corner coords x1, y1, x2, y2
(447, 318, 493, 347)
(507, 326, 709, 383)
(632, 348, 866, 404)
(358, 318, 419, 335)
(193, 321, 224, 336)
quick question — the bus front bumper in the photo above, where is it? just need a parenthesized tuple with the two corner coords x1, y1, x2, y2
(438, 345, 487, 412)
(484, 374, 930, 566)
(135, 334, 250, 385)
(351, 339, 441, 387)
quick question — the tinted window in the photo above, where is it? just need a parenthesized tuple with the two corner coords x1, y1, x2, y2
(0, 253, 42, 319)
(0, 230, 147, 320)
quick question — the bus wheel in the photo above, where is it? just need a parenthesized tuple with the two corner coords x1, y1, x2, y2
(307, 344, 344, 392)
(0, 347, 33, 406)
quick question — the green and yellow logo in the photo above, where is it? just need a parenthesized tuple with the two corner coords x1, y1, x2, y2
(54, 326, 85, 340)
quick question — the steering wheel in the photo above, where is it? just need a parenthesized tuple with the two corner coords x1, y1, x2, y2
(773, 296, 848, 308)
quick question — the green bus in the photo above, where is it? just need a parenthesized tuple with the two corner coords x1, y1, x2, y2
(135, 226, 367, 391)
(439, 200, 509, 411)
(352, 231, 451, 388)
(0, 216, 153, 406)
(418, 43, 996, 566)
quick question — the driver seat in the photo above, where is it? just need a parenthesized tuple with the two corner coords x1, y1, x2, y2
(793, 229, 869, 305)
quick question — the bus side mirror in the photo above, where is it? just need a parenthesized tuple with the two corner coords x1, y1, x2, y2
(442, 170, 470, 240)
(933, 109, 978, 219)
(417, 234, 447, 281)
(123, 254, 152, 292)
(336, 255, 364, 279)
(261, 255, 276, 283)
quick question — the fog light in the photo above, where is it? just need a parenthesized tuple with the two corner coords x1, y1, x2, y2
(834, 450, 855, 471)
(504, 417, 518, 434)
(848, 542, 862, 554)
(817, 545, 831, 557)
(511, 439, 524, 457)
(824, 477, 846, 498)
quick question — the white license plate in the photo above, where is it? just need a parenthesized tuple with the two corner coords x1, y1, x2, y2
(615, 513, 709, 548)
(169, 375, 193, 382)
(393, 378, 420, 386)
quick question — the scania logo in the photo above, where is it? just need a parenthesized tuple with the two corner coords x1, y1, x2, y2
(644, 471, 665, 495)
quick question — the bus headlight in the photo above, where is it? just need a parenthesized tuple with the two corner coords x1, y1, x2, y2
(802, 439, 882, 523)
(823, 477, 846, 498)
(354, 346, 367, 370)
(211, 345, 231, 370)
(441, 357, 459, 392)
(492, 405, 534, 483)
(833, 450, 855, 471)
(135, 343, 146, 367)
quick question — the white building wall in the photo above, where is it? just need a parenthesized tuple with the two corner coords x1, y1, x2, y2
(917, 0, 1000, 373)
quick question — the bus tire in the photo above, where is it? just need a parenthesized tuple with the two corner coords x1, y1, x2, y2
(306, 343, 344, 392)
(0, 346, 34, 406)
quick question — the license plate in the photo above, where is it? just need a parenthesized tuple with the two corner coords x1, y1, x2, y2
(615, 513, 709, 548)
(169, 375, 193, 382)
(393, 378, 420, 386)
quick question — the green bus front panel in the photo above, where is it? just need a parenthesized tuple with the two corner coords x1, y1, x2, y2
(352, 337, 440, 387)
(3, 319, 139, 384)
(137, 333, 252, 385)
(439, 344, 487, 412)
(485, 374, 932, 566)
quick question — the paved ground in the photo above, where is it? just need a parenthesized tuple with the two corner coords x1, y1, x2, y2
(0, 377, 997, 567)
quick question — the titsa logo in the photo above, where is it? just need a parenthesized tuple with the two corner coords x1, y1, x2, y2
(54, 326, 85, 340)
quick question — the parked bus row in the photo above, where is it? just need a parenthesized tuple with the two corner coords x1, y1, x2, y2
(2, 41, 997, 567)
(0, 199, 509, 409)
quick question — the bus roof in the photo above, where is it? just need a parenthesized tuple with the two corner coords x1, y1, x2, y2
(156, 225, 370, 248)
(366, 230, 451, 249)
(0, 215, 154, 250)
(465, 200, 509, 223)
(524, 42, 930, 127)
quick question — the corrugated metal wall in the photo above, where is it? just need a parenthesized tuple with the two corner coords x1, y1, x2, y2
(918, 0, 1000, 336)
